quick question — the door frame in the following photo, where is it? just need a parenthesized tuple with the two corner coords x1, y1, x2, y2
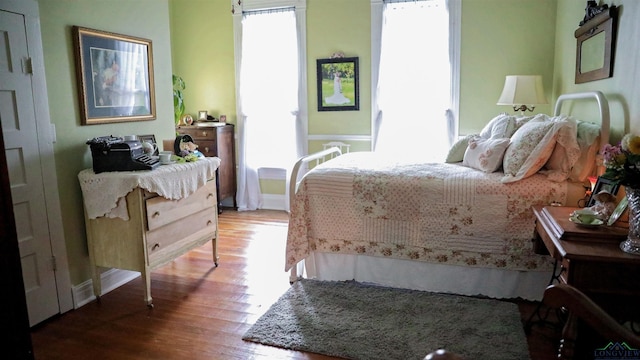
(1, 0, 73, 319)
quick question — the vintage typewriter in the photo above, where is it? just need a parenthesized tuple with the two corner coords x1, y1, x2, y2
(86, 135, 160, 173)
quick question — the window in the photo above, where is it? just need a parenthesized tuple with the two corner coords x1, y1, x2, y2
(232, 1, 308, 211)
(371, 0, 460, 162)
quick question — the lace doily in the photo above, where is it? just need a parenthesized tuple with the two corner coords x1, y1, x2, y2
(78, 157, 221, 220)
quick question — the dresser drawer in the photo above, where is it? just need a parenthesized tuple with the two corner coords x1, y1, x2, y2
(177, 127, 217, 141)
(145, 181, 216, 231)
(146, 207, 217, 265)
(195, 140, 217, 157)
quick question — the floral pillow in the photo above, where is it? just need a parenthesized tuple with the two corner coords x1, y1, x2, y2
(501, 117, 560, 183)
(479, 114, 517, 139)
(463, 136, 510, 173)
(540, 115, 581, 182)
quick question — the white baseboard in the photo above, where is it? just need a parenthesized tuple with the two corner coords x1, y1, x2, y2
(261, 193, 286, 210)
(71, 268, 140, 308)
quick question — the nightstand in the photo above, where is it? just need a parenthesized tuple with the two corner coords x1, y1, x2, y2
(531, 205, 640, 359)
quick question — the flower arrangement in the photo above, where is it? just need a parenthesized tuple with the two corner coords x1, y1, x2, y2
(602, 133, 640, 187)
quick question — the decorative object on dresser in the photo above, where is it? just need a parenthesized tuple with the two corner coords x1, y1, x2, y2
(78, 158, 221, 307)
(176, 123, 237, 211)
(86, 135, 159, 173)
(73, 26, 155, 125)
(602, 133, 640, 254)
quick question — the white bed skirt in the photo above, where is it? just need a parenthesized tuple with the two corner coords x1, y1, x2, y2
(296, 252, 553, 301)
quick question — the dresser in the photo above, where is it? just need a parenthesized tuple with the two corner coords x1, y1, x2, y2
(532, 205, 640, 359)
(176, 123, 237, 210)
(79, 159, 221, 307)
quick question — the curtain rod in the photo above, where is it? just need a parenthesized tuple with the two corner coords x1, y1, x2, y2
(384, 0, 435, 3)
(243, 6, 294, 16)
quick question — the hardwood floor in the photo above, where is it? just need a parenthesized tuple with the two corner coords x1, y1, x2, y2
(30, 210, 561, 359)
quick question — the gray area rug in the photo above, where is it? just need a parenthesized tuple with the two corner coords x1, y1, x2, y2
(243, 279, 530, 360)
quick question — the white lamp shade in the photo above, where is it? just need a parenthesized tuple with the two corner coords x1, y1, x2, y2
(496, 75, 547, 106)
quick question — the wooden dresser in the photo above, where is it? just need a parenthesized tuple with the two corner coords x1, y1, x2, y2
(79, 160, 220, 307)
(176, 123, 237, 209)
(532, 205, 640, 359)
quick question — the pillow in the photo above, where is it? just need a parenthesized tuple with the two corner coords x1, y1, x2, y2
(479, 114, 517, 139)
(501, 116, 560, 183)
(514, 115, 539, 130)
(569, 121, 602, 181)
(445, 134, 475, 163)
(463, 136, 510, 173)
(541, 115, 581, 182)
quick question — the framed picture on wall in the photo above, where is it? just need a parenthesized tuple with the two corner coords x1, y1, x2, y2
(316, 57, 359, 111)
(73, 26, 156, 125)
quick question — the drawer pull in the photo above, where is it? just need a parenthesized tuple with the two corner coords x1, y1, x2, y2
(204, 147, 210, 153)
(152, 243, 160, 250)
(207, 193, 214, 199)
(207, 220, 213, 226)
(152, 211, 160, 218)
(201, 131, 208, 136)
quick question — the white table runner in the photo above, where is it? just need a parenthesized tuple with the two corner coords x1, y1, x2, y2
(78, 157, 221, 220)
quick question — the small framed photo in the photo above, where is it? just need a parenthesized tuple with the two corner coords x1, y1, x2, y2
(587, 176, 620, 207)
(316, 57, 359, 112)
(198, 110, 208, 121)
(137, 134, 158, 156)
(219, 115, 227, 123)
(73, 26, 155, 125)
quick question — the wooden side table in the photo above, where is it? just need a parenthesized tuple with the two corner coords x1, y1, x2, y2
(532, 205, 640, 359)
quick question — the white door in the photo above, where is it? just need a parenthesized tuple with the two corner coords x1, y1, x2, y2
(0, 7, 61, 326)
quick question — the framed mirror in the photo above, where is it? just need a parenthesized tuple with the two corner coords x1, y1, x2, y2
(574, 5, 616, 84)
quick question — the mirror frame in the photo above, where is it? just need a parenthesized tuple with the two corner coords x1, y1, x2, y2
(574, 6, 617, 84)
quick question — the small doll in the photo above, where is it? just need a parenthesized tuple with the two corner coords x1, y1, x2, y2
(587, 190, 617, 220)
(178, 140, 203, 157)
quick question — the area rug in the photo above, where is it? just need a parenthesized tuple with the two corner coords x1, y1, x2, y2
(243, 279, 530, 360)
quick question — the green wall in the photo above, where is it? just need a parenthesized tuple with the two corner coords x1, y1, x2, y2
(459, 0, 556, 134)
(553, 0, 640, 143)
(33, 0, 640, 289)
(169, 0, 236, 122)
(37, 0, 175, 284)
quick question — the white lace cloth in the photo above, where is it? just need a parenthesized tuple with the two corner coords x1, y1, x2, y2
(78, 157, 221, 220)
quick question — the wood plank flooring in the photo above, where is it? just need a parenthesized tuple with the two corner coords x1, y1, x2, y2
(30, 210, 560, 359)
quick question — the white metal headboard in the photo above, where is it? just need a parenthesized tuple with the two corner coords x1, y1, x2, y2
(553, 91, 610, 149)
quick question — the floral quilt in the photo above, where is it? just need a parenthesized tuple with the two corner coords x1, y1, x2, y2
(285, 152, 564, 273)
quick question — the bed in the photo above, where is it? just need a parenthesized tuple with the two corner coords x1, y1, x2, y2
(285, 91, 610, 300)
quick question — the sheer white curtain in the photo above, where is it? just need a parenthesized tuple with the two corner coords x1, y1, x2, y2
(236, 9, 300, 211)
(374, 0, 453, 162)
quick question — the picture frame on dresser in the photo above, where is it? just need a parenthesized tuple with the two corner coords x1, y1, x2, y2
(587, 176, 620, 207)
(137, 134, 158, 156)
(73, 26, 155, 125)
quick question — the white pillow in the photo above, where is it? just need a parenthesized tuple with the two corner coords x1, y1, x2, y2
(445, 134, 475, 163)
(541, 115, 581, 182)
(479, 114, 517, 139)
(463, 136, 510, 173)
(501, 116, 560, 183)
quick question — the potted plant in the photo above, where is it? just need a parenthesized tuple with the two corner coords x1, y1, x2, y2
(173, 74, 186, 126)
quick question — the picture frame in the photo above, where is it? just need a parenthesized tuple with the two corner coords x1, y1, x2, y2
(587, 176, 620, 207)
(316, 57, 359, 111)
(73, 26, 155, 125)
(137, 134, 159, 156)
(198, 110, 208, 121)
